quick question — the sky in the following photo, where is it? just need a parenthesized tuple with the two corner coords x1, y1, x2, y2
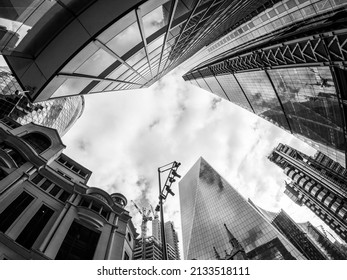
(59, 65, 340, 253)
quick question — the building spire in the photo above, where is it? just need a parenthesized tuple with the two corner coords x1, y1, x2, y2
(224, 223, 243, 252)
(213, 246, 221, 260)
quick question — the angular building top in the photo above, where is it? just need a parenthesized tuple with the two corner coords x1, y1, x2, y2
(1, 0, 282, 102)
(179, 157, 306, 260)
(0, 66, 84, 136)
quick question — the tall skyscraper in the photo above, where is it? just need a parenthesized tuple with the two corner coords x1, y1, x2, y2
(249, 200, 329, 259)
(164, 221, 180, 260)
(183, 0, 347, 167)
(1, 0, 288, 102)
(150, 218, 180, 260)
(133, 236, 177, 260)
(178, 157, 306, 260)
(0, 119, 137, 260)
(268, 143, 347, 243)
(298, 221, 347, 259)
(0, 67, 84, 136)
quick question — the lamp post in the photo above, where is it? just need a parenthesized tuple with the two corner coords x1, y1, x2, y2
(156, 161, 181, 260)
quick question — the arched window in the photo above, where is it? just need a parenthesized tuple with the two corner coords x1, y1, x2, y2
(21, 133, 51, 154)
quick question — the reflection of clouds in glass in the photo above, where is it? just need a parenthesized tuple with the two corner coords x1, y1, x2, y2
(179, 158, 304, 259)
(236, 71, 279, 114)
(106, 22, 142, 57)
(269, 67, 336, 103)
(243, 226, 263, 247)
(143, 6, 165, 37)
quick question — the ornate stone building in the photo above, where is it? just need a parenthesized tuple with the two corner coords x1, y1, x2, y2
(0, 118, 136, 259)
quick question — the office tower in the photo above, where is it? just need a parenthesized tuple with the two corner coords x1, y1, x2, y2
(149, 219, 180, 259)
(298, 222, 347, 259)
(268, 143, 347, 243)
(0, 119, 136, 260)
(183, 0, 347, 167)
(0, 67, 84, 136)
(133, 236, 163, 260)
(152, 216, 161, 242)
(164, 221, 180, 260)
(133, 236, 177, 260)
(2, 0, 286, 102)
(178, 157, 306, 260)
(249, 201, 329, 259)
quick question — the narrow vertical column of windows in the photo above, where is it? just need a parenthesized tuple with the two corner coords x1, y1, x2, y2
(0, 192, 34, 233)
(55, 221, 101, 260)
(15, 205, 54, 249)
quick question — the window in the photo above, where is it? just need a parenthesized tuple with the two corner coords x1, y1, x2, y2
(0, 192, 34, 233)
(39, 179, 52, 191)
(79, 198, 110, 220)
(80, 198, 90, 208)
(0, 143, 26, 167)
(100, 209, 109, 220)
(15, 205, 54, 249)
(58, 191, 70, 203)
(21, 133, 51, 154)
(49, 185, 61, 196)
(0, 168, 7, 180)
(55, 221, 100, 260)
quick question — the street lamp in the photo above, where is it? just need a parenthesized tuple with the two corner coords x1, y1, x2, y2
(156, 161, 181, 260)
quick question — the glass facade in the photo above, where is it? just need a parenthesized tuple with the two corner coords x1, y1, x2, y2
(0, 67, 84, 136)
(1, 0, 277, 102)
(271, 210, 327, 259)
(179, 157, 306, 260)
(298, 221, 347, 259)
(187, 0, 347, 70)
(183, 1, 347, 166)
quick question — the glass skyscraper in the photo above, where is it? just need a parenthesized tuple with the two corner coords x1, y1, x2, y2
(249, 201, 331, 259)
(183, 0, 347, 167)
(1, 0, 284, 102)
(0, 67, 84, 136)
(179, 157, 306, 260)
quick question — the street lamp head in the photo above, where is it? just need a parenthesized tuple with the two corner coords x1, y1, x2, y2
(169, 177, 176, 183)
(172, 170, 181, 178)
(166, 186, 175, 196)
(173, 162, 181, 168)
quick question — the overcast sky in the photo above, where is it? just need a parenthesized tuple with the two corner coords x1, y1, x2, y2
(60, 65, 341, 251)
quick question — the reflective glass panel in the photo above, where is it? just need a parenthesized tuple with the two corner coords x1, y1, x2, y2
(179, 158, 306, 260)
(106, 21, 142, 57)
(142, 5, 167, 38)
(97, 10, 136, 43)
(214, 74, 253, 112)
(60, 42, 98, 73)
(51, 78, 91, 98)
(148, 35, 165, 53)
(107, 64, 128, 80)
(75, 47, 117, 76)
(268, 66, 345, 151)
(126, 48, 146, 67)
